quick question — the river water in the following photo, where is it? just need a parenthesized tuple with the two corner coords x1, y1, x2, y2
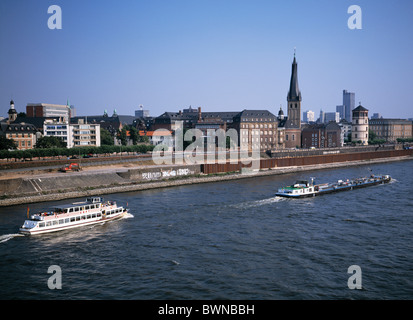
(0, 160, 412, 300)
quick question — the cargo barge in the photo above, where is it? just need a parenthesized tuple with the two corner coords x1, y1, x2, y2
(275, 175, 391, 198)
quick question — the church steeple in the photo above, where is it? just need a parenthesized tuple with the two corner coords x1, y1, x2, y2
(287, 52, 302, 129)
(287, 53, 301, 102)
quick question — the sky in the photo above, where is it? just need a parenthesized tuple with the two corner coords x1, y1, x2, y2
(1, 0, 413, 119)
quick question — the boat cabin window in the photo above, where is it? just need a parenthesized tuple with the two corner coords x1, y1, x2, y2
(75, 207, 79, 212)
(39, 222, 45, 228)
(85, 205, 90, 210)
(65, 218, 69, 223)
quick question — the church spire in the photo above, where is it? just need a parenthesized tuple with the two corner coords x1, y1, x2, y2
(287, 51, 301, 102)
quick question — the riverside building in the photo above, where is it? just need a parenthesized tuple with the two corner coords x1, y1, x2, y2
(369, 118, 413, 142)
(351, 104, 369, 145)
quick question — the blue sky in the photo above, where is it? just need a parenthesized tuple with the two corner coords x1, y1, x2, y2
(1, 0, 413, 119)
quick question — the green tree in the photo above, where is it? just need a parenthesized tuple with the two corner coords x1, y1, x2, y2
(0, 136, 17, 150)
(100, 128, 114, 145)
(118, 128, 128, 146)
(129, 126, 139, 145)
(35, 136, 67, 148)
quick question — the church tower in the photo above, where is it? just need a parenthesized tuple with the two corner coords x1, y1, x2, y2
(284, 52, 302, 148)
(287, 52, 302, 128)
(8, 99, 17, 123)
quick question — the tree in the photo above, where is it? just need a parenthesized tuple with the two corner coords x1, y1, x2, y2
(100, 128, 114, 145)
(35, 136, 67, 148)
(0, 136, 17, 150)
(118, 128, 128, 146)
(128, 126, 139, 145)
(368, 130, 377, 143)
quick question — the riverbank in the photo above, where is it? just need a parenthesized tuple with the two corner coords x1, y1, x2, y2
(1, 155, 412, 207)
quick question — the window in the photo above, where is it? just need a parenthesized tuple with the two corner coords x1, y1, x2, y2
(59, 219, 64, 224)
(70, 217, 75, 222)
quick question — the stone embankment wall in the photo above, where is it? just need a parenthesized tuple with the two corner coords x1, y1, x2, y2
(0, 149, 412, 207)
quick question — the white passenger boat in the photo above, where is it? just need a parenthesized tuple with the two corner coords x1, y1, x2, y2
(19, 197, 129, 235)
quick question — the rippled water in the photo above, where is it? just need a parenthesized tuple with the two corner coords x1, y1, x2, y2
(1, 160, 412, 299)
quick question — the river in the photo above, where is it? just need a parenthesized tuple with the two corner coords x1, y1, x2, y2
(1, 160, 412, 299)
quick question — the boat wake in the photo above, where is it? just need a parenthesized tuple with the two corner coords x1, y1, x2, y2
(122, 213, 134, 219)
(230, 196, 286, 209)
(0, 233, 24, 244)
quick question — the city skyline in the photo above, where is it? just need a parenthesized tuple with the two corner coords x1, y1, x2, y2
(1, 0, 413, 119)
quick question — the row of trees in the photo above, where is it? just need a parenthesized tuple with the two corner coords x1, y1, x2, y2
(0, 143, 154, 161)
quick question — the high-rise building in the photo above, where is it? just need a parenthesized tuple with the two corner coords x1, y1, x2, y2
(343, 90, 355, 122)
(135, 105, 150, 118)
(336, 105, 345, 120)
(324, 112, 340, 123)
(303, 110, 314, 123)
(26, 103, 71, 120)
